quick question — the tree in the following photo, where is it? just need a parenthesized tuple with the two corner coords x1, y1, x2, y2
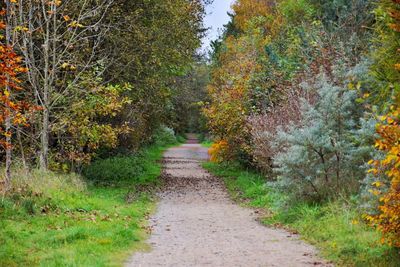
(274, 73, 367, 202)
(11, 0, 113, 169)
(169, 60, 209, 134)
(0, 6, 35, 189)
(370, 0, 400, 107)
(97, 0, 206, 150)
(364, 0, 400, 248)
(51, 72, 131, 171)
(365, 106, 400, 247)
(204, 0, 278, 163)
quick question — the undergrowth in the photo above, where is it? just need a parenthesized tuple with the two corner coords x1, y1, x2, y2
(82, 145, 169, 187)
(203, 161, 400, 267)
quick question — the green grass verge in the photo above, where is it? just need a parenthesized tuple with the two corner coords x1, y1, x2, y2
(196, 133, 213, 148)
(0, 143, 176, 267)
(203, 161, 400, 267)
(201, 141, 213, 148)
(199, 137, 213, 148)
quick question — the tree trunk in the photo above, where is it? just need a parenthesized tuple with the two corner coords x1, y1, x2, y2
(5, 116, 12, 188)
(40, 106, 49, 170)
(17, 127, 28, 174)
(4, 0, 12, 190)
(40, 2, 51, 170)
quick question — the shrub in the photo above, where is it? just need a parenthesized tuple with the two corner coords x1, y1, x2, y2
(151, 126, 178, 147)
(370, 0, 400, 105)
(248, 86, 313, 173)
(365, 107, 400, 247)
(273, 73, 369, 202)
(279, 0, 315, 24)
(363, 0, 400, 248)
(358, 117, 387, 213)
(82, 155, 144, 184)
(209, 140, 229, 163)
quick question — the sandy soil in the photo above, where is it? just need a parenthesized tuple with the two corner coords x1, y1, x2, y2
(126, 136, 332, 267)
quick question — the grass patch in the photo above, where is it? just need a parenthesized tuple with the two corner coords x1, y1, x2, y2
(196, 133, 213, 148)
(0, 142, 177, 267)
(203, 161, 400, 267)
(201, 140, 213, 148)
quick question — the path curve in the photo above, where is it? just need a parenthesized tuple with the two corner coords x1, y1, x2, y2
(127, 136, 331, 267)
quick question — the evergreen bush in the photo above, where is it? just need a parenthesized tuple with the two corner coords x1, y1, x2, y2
(273, 73, 369, 202)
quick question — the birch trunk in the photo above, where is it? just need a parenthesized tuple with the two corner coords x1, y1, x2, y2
(39, 0, 52, 170)
(4, 0, 12, 189)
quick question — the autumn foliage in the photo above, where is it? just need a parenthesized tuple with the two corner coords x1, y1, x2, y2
(0, 9, 31, 149)
(364, 0, 400, 248)
(209, 140, 229, 163)
(204, 0, 279, 163)
(205, 0, 400, 249)
(232, 0, 275, 31)
(366, 107, 400, 247)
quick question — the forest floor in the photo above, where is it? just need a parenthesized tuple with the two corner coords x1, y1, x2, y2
(126, 135, 331, 267)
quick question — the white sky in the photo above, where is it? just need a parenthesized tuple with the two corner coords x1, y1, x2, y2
(202, 0, 235, 52)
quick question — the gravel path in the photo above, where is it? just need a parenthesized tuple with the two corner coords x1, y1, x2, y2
(126, 136, 331, 267)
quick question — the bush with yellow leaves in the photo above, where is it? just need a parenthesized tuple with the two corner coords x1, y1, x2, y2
(208, 140, 230, 163)
(365, 107, 400, 247)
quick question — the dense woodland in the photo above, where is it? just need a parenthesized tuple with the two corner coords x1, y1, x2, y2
(204, 0, 400, 254)
(1, 0, 400, 266)
(0, 0, 207, 176)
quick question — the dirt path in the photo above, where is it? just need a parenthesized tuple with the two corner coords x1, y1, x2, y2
(127, 136, 331, 267)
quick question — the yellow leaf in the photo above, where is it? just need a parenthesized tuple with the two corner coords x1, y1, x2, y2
(372, 181, 382, 188)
